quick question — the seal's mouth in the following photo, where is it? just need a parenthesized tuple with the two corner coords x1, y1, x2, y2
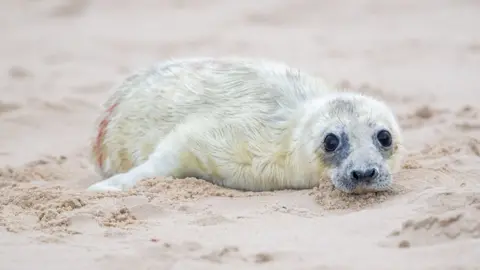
(330, 169, 392, 194)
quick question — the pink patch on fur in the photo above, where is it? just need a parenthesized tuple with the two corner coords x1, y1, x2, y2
(94, 102, 119, 170)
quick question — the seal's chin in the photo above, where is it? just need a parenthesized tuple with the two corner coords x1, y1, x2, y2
(330, 174, 393, 194)
(349, 183, 389, 194)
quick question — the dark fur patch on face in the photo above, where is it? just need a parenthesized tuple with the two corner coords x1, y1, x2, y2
(321, 132, 351, 167)
(328, 99, 358, 118)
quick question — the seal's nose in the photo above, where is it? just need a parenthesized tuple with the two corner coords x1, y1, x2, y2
(350, 167, 378, 183)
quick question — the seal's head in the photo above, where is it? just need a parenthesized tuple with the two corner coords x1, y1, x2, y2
(298, 92, 404, 193)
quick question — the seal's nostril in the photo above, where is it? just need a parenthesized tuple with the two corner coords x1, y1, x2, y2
(350, 168, 378, 182)
(365, 168, 378, 178)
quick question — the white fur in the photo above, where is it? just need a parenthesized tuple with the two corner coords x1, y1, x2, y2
(87, 57, 403, 192)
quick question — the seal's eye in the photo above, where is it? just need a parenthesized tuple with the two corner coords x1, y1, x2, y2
(377, 129, 392, 147)
(324, 133, 340, 152)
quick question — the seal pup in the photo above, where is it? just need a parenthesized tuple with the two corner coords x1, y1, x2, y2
(87, 57, 404, 193)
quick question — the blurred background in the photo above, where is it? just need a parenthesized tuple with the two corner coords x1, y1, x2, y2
(0, 0, 479, 164)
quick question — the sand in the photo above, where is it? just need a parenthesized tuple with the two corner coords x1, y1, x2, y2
(1, 0, 480, 269)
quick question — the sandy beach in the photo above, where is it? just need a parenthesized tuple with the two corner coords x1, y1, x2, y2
(1, 0, 480, 269)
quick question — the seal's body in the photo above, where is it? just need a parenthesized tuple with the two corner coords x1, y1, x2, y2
(88, 57, 404, 193)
